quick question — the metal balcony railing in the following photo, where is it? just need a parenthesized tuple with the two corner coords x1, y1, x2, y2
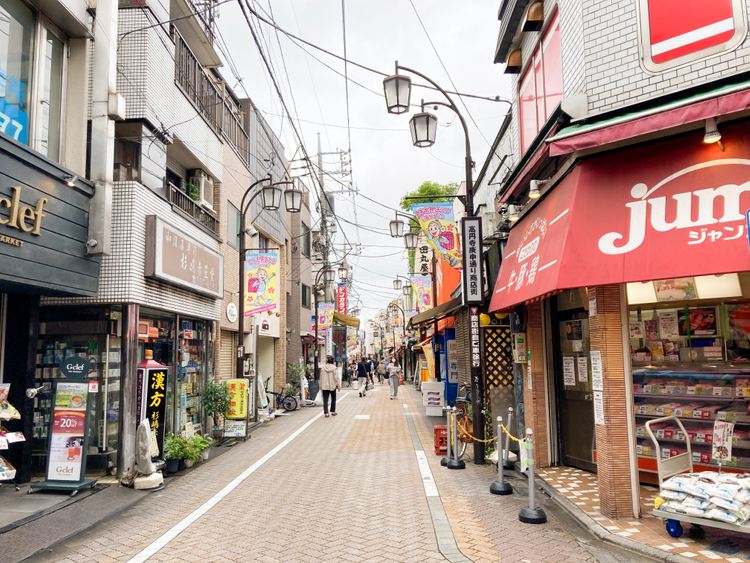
(175, 33, 221, 131)
(167, 183, 220, 236)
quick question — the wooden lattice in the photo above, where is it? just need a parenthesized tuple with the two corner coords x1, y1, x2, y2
(482, 327, 514, 401)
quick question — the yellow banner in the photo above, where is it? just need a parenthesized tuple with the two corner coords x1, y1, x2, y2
(411, 203, 462, 270)
(423, 343, 435, 380)
(225, 378, 249, 419)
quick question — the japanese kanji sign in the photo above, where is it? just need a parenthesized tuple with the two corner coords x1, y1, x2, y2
(336, 283, 347, 314)
(461, 216, 485, 305)
(489, 122, 750, 312)
(415, 233, 434, 276)
(139, 366, 168, 451)
(637, 0, 746, 73)
(245, 252, 279, 317)
(225, 378, 249, 419)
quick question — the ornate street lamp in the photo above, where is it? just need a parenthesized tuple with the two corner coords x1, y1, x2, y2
(283, 178, 303, 213)
(402, 285, 411, 296)
(383, 63, 412, 114)
(404, 231, 419, 250)
(338, 264, 349, 281)
(409, 106, 438, 148)
(393, 278, 403, 291)
(260, 183, 282, 211)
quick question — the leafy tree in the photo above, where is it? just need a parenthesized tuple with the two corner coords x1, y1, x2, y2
(401, 181, 459, 273)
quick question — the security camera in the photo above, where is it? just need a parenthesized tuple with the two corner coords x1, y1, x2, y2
(245, 225, 258, 237)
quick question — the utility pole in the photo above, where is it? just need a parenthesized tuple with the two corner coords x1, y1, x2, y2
(313, 132, 330, 384)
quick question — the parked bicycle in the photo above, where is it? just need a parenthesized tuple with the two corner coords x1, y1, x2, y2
(454, 384, 473, 459)
(264, 377, 299, 412)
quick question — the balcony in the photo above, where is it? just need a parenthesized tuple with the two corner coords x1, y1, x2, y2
(167, 182, 220, 236)
(170, 0, 221, 68)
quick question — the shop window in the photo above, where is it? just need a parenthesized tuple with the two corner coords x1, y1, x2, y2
(227, 202, 240, 249)
(519, 11, 562, 155)
(0, 0, 66, 161)
(302, 283, 311, 309)
(301, 221, 311, 257)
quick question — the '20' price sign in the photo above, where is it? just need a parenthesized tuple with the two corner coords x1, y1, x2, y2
(52, 410, 86, 434)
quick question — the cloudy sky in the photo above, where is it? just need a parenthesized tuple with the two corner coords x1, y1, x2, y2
(217, 0, 513, 321)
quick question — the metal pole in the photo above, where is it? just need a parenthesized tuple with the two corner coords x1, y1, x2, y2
(490, 416, 512, 495)
(314, 287, 320, 381)
(504, 407, 515, 471)
(519, 428, 547, 523)
(447, 406, 465, 470)
(237, 210, 246, 382)
(117, 303, 138, 483)
(441, 406, 452, 466)
(431, 254, 440, 382)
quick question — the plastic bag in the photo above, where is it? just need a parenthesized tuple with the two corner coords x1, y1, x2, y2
(707, 507, 743, 524)
(661, 489, 688, 500)
(662, 474, 695, 492)
(683, 496, 712, 509)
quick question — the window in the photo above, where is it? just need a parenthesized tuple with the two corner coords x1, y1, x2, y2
(519, 12, 562, 155)
(227, 202, 240, 249)
(301, 222, 311, 257)
(258, 234, 268, 250)
(0, 0, 66, 161)
(301, 284, 311, 309)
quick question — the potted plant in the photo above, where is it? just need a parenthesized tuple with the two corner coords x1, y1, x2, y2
(202, 381, 231, 438)
(185, 182, 201, 201)
(192, 435, 212, 461)
(163, 433, 183, 474)
(181, 435, 203, 468)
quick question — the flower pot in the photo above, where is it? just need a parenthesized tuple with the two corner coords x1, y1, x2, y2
(178, 459, 186, 471)
(202, 448, 210, 461)
(165, 458, 180, 474)
(184, 459, 194, 468)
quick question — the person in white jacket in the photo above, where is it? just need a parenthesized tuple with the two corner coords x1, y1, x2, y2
(320, 355, 341, 418)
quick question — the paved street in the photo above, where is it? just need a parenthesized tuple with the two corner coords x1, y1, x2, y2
(6, 383, 629, 563)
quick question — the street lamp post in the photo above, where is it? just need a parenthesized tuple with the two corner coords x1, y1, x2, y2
(237, 176, 302, 414)
(384, 61, 486, 464)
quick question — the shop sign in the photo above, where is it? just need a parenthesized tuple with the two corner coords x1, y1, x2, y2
(637, 0, 746, 73)
(469, 307, 481, 369)
(490, 124, 750, 312)
(47, 382, 89, 482)
(416, 232, 433, 276)
(713, 419, 735, 461)
(225, 378, 249, 419)
(447, 339, 458, 384)
(138, 367, 168, 451)
(336, 283, 347, 314)
(145, 216, 223, 299)
(0, 186, 46, 240)
(59, 357, 88, 379)
(223, 419, 246, 437)
(461, 217, 484, 304)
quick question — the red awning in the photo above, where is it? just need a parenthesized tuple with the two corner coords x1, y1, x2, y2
(548, 86, 750, 157)
(489, 122, 750, 312)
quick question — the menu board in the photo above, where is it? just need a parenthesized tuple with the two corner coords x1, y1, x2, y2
(47, 382, 89, 482)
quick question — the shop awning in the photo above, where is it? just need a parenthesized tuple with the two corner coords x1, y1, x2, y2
(489, 123, 750, 312)
(333, 312, 360, 330)
(408, 297, 463, 328)
(547, 77, 750, 156)
(411, 338, 432, 350)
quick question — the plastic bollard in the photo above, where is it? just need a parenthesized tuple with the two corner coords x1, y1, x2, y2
(519, 429, 547, 524)
(441, 407, 452, 466)
(503, 407, 515, 471)
(490, 416, 512, 495)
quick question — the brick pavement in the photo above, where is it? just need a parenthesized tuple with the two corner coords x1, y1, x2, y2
(7, 382, 622, 563)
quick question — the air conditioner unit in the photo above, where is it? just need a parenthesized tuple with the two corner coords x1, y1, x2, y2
(189, 169, 214, 209)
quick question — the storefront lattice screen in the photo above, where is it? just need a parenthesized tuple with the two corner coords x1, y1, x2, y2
(482, 327, 513, 401)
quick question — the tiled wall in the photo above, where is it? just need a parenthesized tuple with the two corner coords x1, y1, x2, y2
(43, 182, 221, 321)
(582, 0, 750, 114)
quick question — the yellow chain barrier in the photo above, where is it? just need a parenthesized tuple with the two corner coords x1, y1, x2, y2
(500, 424, 522, 443)
(455, 417, 498, 444)
(447, 414, 523, 445)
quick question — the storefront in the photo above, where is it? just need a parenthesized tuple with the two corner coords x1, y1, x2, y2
(0, 137, 101, 483)
(490, 117, 750, 519)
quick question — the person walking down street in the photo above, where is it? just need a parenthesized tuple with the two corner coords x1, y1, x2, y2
(367, 357, 375, 386)
(373, 358, 381, 383)
(320, 355, 341, 418)
(388, 358, 402, 400)
(357, 358, 369, 397)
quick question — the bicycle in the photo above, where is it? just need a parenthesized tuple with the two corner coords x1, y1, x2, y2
(454, 384, 473, 459)
(264, 377, 299, 412)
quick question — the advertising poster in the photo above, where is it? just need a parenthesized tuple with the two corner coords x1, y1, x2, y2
(713, 420, 735, 461)
(577, 356, 588, 382)
(318, 303, 334, 330)
(394, 327, 404, 349)
(565, 320, 583, 341)
(384, 331, 394, 349)
(658, 311, 679, 339)
(47, 382, 89, 482)
(655, 278, 697, 302)
(678, 308, 717, 336)
(346, 327, 357, 357)
(590, 351, 603, 391)
(629, 322, 644, 339)
(336, 283, 347, 314)
(405, 311, 417, 325)
(244, 252, 279, 316)
(423, 343, 435, 379)
(225, 378, 249, 419)
(411, 203, 462, 270)
(410, 276, 433, 313)
(373, 337, 381, 353)
(644, 319, 659, 340)
(562, 357, 576, 386)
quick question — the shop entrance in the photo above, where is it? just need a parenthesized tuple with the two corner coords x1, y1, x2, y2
(552, 290, 596, 472)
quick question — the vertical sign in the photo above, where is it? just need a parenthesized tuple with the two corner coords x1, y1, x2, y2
(469, 307, 483, 407)
(394, 326, 404, 350)
(594, 391, 605, 425)
(713, 420, 735, 462)
(411, 203, 462, 270)
(142, 367, 168, 452)
(47, 382, 89, 482)
(590, 351, 603, 391)
(447, 338, 459, 384)
(225, 378, 249, 419)
(416, 233, 433, 276)
(336, 283, 347, 314)
(318, 303, 334, 329)
(461, 217, 485, 305)
(410, 276, 433, 313)
(244, 252, 279, 316)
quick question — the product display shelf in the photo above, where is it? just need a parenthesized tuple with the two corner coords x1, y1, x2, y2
(634, 392, 738, 400)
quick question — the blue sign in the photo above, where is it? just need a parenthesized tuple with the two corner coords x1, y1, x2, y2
(0, 97, 28, 145)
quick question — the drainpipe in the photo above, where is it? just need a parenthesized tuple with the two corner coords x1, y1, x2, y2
(87, 0, 118, 255)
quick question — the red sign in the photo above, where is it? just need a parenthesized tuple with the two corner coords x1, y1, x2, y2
(490, 122, 750, 312)
(639, 0, 745, 71)
(52, 410, 86, 434)
(336, 283, 347, 314)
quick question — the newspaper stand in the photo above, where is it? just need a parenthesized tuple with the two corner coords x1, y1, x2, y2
(647, 416, 750, 538)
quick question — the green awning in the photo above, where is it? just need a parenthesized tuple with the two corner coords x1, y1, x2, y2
(333, 311, 360, 330)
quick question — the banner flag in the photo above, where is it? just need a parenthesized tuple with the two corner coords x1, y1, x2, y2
(410, 276, 433, 313)
(245, 252, 279, 316)
(411, 203, 462, 270)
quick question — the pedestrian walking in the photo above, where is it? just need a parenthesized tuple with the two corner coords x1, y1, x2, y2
(367, 357, 375, 386)
(373, 358, 381, 383)
(377, 359, 387, 384)
(388, 357, 402, 400)
(357, 358, 369, 397)
(319, 355, 341, 417)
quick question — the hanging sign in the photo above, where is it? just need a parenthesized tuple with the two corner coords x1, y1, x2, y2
(461, 216, 485, 304)
(336, 283, 347, 314)
(394, 327, 404, 350)
(138, 366, 168, 452)
(411, 203, 462, 270)
(244, 251, 279, 316)
(47, 382, 89, 482)
(318, 303, 334, 329)
(225, 378, 249, 419)
(713, 420, 735, 462)
(415, 233, 433, 277)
